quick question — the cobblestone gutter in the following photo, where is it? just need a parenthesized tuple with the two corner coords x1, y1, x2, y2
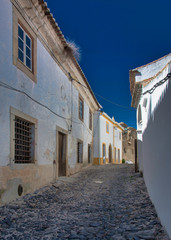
(0, 165, 169, 240)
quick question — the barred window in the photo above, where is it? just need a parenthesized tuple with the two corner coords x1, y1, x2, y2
(14, 116, 35, 163)
(77, 141, 83, 163)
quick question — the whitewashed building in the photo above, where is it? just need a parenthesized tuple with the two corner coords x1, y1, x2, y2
(93, 111, 123, 165)
(0, 0, 100, 203)
(130, 53, 171, 238)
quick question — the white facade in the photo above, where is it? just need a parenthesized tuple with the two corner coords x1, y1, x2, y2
(130, 54, 171, 238)
(0, 0, 99, 203)
(93, 111, 123, 165)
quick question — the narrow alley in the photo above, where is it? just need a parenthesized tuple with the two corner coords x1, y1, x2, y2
(0, 165, 169, 240)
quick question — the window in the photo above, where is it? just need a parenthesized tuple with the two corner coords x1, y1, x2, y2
(106, 122, 109, 133)
(77, 141, 83, 163)
(89, 110, 92, 130)
(13, 6, 37, 82)
(79, 96, 84, 121)
(18, 24, 32, 71)
(119, 132, 122, 140)
(10, 107, 38, 164)
(14, 116, 35, 163)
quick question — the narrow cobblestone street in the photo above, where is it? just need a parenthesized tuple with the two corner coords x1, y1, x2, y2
(0, 165, 169, 240)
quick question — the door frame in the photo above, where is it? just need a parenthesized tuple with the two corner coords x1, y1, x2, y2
(114, 147, 117, 163)
(102, 143, 106, 164)
(88, 144, 92, 163)
(56, 126, 68, 178)
(109, 144, 112, 163)
(118, 148, 120, 164)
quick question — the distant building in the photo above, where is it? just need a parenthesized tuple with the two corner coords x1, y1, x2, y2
(0, 0, 100, 203)
(93, 111, 123, 165)
(120, 123, 137, 163)
(130, 53, 171, 238)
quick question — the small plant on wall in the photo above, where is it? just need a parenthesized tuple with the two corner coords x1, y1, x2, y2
(122, 159, 125, 164)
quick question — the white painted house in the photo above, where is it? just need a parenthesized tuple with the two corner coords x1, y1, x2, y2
(0, 0, 100, 203)
(93, 111, 123, 165)
(130, 53, 171, 238)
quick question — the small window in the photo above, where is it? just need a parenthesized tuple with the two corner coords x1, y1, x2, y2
(77, 141, 83, 163)
(89, 110, 92, 130)
(79, 96, 84, 121)
(106, 122, 109, 133)
(14, 116, 35, 163)
(18, 24, 32, 71)
(119, 132, 121, 140)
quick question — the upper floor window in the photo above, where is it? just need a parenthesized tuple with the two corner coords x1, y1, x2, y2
(106, 122, 109, 133)
(13, 6, 37, 82)
(18, 24, 32, 71)
(79, 96, 84, 121)
(119, 132, 122, 140)
(89, 109, 92, 130)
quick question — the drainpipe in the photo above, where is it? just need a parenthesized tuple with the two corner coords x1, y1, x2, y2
(98, 112, 101, 165)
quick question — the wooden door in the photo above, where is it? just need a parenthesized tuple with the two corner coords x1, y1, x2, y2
(58, 132, 66, 177)
(109, 145, 112, 163)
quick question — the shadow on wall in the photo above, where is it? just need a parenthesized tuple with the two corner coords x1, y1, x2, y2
(142, 80, 171, 238)
(137, 139, 142, 172)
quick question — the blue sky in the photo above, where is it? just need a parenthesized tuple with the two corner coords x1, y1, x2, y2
(46, 0, 171, 128)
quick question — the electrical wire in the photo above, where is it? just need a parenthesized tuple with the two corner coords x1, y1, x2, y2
(0, 81, 96, 135)
(13, 0, 134, 112)
(143, 73, 171, 95)
(0, 81, 70, 120)
(71, 77, 134, 111)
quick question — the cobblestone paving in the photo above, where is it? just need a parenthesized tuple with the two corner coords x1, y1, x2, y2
(0, 164, 170, 240)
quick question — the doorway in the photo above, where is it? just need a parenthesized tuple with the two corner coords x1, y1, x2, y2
(58, 132, 67, 177)
(88, 144, 91, 163)
(118, 149, 120, 164)
(114, 147, 117, 163)
(109, 145, 112, 163)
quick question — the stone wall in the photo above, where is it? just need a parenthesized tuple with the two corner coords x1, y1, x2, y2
(120, 123, 137, 163)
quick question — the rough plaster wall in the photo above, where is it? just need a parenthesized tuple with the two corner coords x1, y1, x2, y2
(136, 63, 171, 237)
(137, 64, 170, 172)
(122, 127, 136, 163)
(0, 0, 94, 202)
(93, 112, 100, 158)
(99, 116, 114, 159)
(114, 128, 122, 161)
(0, 0, 13, 167)
(142, 80, 171, 238)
